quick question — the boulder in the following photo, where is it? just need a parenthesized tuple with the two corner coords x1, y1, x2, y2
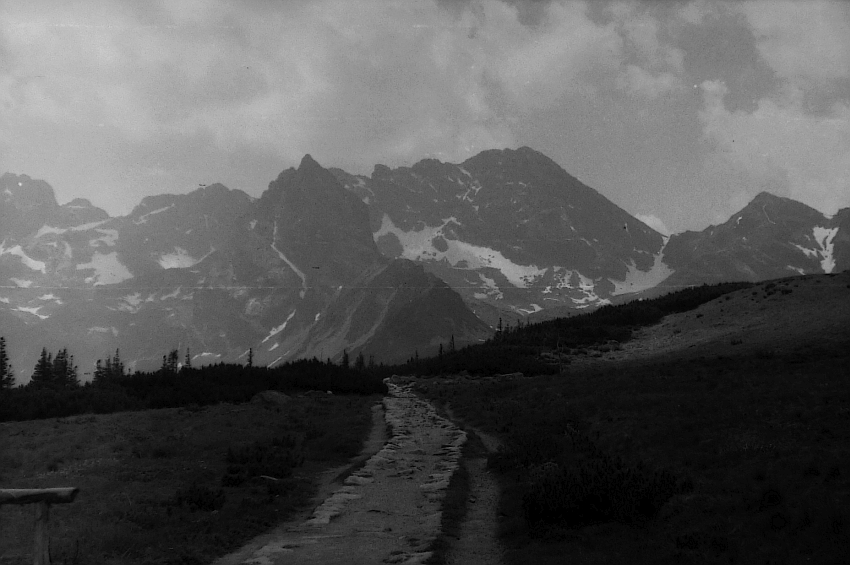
(251, 390, 291, 407)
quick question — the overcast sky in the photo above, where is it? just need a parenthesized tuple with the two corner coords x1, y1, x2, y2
(1, 0, 848, 233)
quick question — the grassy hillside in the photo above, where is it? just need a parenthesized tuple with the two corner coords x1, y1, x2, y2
(417, 272, 850, 564)
(0, 393, 378, 565)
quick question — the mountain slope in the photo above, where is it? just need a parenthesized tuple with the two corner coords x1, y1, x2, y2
(659, 192, 846, 290)
(332, 146, 669, 324)
(0, 160, 488, 380)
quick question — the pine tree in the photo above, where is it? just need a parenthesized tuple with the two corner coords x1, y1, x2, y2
(52, 348, 78, 388)
(30, 348, 54, 389)
(161, 349, 180, 374)
(184, 348, 192, 370)
(111, 349, 124, 378)
(0, 337, 14, 390)
(341, 349, 350, 370)
(93, 359, 106, 386)
(354, 351, 366, 371)
(62, 350, 79, 388)
(247, 347, 254, 369)
(449, 334, 456, 353)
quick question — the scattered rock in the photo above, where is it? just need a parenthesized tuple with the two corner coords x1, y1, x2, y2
(250, 390, 291, 407)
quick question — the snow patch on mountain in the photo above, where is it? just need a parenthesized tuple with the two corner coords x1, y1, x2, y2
(76, 252, 133, 285)
(15, 306, 48, 319)
(813, 226, 838, 273)
(262, 310, 296, 343)
(10, 278, 33, 288)
(610, 250, 674, 296)
(35, 225, 67, 238)
(90, 229, 119, 247)
(116, 293, 143, 313)
(374, 214, 547, 288)
(473, 273, 503, 300)
(0, 297, 9, 304)
(517, 303, 543, 314)
(550, 268, 610, 308)
(158, 247, 214, 269)
(88, 326, 118, 336)
(272, 222, 307, 298)
(793, 244, 819, 259)
(0, 242, 47, 273)
(134, 204, 175, 224)
(72, 220, 107, 232)
(159, 288, 182, 300)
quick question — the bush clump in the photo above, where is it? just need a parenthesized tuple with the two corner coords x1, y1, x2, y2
(222, 435, 303, 486)
(173, 484, 225, 512)
(522, 454, 692, 527)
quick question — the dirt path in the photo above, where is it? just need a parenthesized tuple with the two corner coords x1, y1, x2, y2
(213, 380, 466, 565)
(442, 406, 505, 565)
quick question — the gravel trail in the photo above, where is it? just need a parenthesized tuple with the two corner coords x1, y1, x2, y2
(214, 379, 466, 565)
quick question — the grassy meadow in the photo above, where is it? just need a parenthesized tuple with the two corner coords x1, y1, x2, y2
(0, 393, 378, 565)
(416, 274, 850, 564)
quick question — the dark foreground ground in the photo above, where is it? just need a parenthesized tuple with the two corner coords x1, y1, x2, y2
(0, 393, 377, 565)
(417, 276, 850, 564)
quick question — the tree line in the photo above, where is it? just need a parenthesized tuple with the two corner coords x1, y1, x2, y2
(0, 343, 386, 422)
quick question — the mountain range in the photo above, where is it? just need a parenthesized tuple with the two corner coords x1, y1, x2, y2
(1, 147, 846, 380)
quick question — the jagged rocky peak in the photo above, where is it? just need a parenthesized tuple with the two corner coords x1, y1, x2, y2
(60, 198, 110, 223)
(1, 173, 59, 209)
(744, 190, 824, 216)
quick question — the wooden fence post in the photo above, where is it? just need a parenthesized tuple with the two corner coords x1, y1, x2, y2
(33, 501, 50, 565)
(0, 488, 78, 565)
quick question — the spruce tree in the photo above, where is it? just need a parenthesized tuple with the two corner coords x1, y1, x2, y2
(0, 337, 14, 390)
(52, 348, 78, 388)
(111, 349, 124, 378)
(93, 359, 106, 386)
(30, 348, 54, 389)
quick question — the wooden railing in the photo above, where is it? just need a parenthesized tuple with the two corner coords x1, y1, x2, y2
(0, 488, 79, 565)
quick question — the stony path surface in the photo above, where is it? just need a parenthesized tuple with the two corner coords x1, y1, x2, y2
(214, 380, 466, 565)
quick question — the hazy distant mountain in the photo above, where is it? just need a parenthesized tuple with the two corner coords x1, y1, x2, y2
(0, 158, 489, 380)
(1, 148, 846, 379)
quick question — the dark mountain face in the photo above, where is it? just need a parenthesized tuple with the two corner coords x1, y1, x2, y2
(0, 161, 489, 381)
(660, 192, 845, 289)
(333, 146, 668, 323)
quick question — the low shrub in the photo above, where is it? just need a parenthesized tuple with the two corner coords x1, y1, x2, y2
(522, 455, 692, 528)
(222, 436, 303, 486)
(173, 484, 225, 512)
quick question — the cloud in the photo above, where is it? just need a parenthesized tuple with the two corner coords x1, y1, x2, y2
(607, 2, 685, 99)
(699, 79, 850, 216)
(740, 0, 850, 90)
(693, 2, 850, 218)
(488, 1, 622, 108)
(636, 213, 671, 236)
